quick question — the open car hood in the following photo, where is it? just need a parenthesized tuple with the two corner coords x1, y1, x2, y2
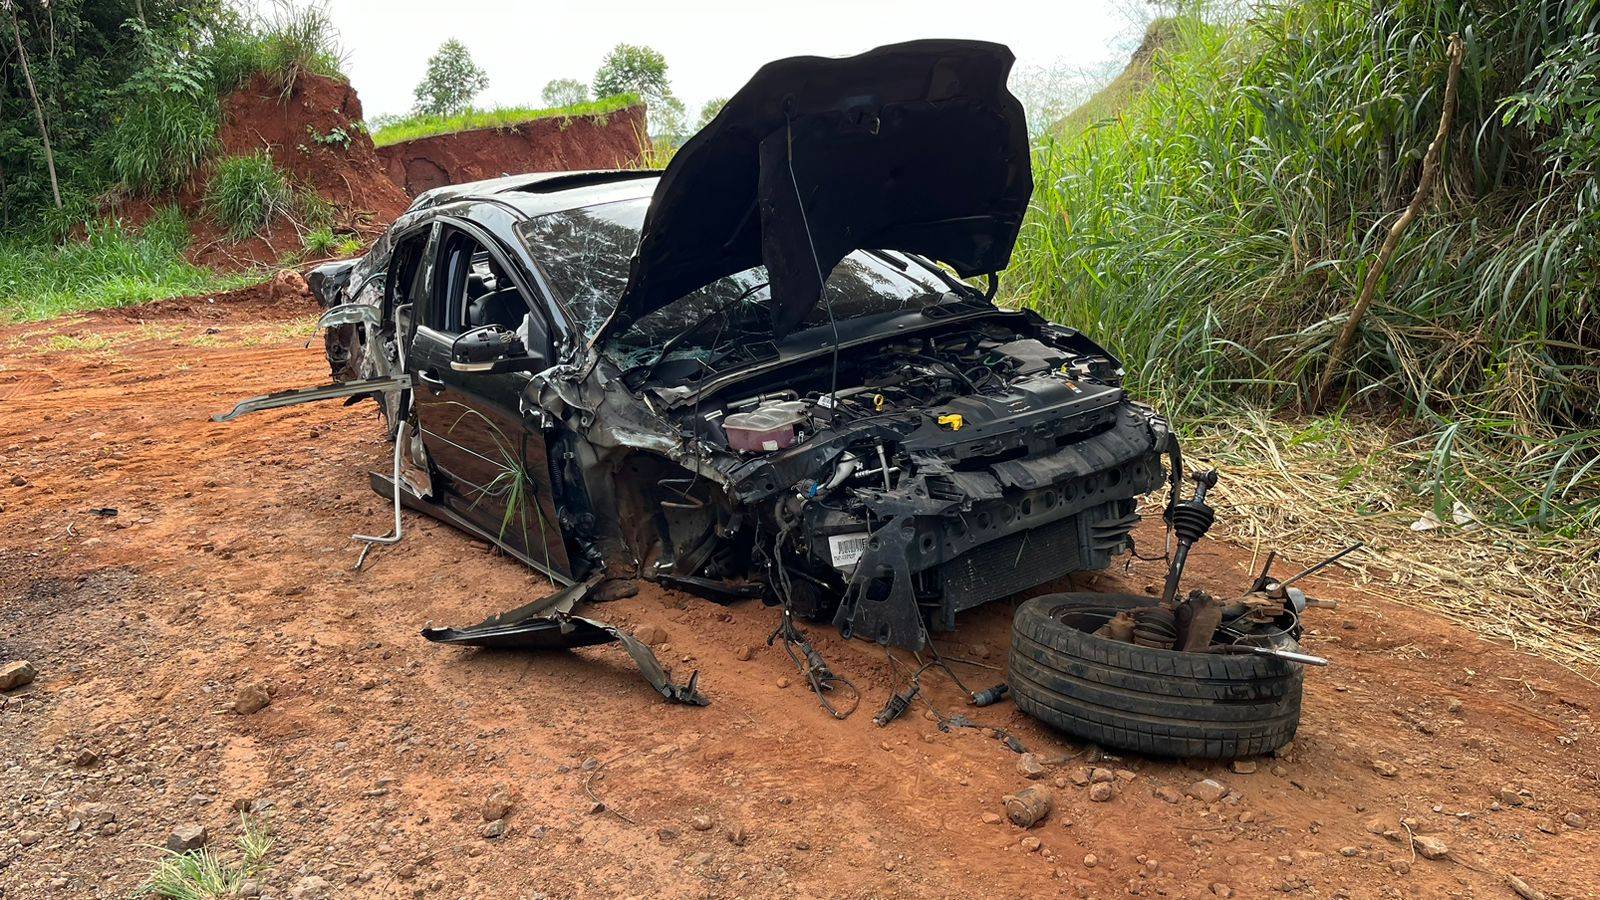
(592, 39, 1031, 347)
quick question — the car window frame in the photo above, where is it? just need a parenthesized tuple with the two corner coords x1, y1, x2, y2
(424, 216, 557, 359)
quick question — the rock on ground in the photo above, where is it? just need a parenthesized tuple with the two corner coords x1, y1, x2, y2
(0, 660, 36, 691)
(1186, 779, 1228, 803)
(1412, 834, 1450, 860)
(165, 823, 207, 852)
(233, 684, 271, 715)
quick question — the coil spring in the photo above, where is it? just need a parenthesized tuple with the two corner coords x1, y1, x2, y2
(1130, 606, 1177, 649)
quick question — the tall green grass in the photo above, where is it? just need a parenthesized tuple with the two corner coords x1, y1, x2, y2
(0, 210, 256, 323)
(110, 3, 345, 197)
(203, 153, 295, 240)
(1011, 1, 1599, 532)
(369, 94, 639, 147)
(211, 1, 344, 98)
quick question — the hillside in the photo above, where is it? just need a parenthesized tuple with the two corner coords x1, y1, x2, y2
(1051, 18, 1177, 139)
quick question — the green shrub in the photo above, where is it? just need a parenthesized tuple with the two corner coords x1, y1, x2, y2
(211, 1, 344, 97)
(137, 814, 272, 900)
(203, 153, 295, 240)
(141, 205, 194, 251)
(301, 226, 337, 256)
(108, 26, 223, 194)
(300, 227, 364, 259)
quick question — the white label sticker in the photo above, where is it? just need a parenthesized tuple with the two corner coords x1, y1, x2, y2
(827, 532, 871, 569)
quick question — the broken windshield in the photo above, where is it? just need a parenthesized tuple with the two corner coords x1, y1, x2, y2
(516, 197, 949, 370)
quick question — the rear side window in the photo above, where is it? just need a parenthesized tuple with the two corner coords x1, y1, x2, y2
(387, 231, 432, 309)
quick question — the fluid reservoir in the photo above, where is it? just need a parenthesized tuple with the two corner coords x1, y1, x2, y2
(723, 400, 808, 452)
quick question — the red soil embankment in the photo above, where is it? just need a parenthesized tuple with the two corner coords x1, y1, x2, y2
(188, 72, 411, 268)
(113, 72, 411, 271)
(376, 104, 648, 196)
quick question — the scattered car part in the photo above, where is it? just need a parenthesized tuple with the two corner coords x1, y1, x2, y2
(874, 683, 919, 727)
(1003, 784, 1053, 827)
(768, 609, 860, 719)
(421, 575, 708, 706)
(1157, 469, 1218, 606)
(212, 375, 412, 423)
(1249, 543, 1361, 614)
(970, 682, 1009, 707)
(1009, 593, 1305, 758)
(353, 418, 410, 570)
(1174, 588, 1225, 652)
(1205, 644, 1329, 666)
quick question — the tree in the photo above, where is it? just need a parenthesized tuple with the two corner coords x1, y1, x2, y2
(413, 39, 488, 117)
(592, 42, 678, 134)
(696, 97, 727, 131)
(654, 96, 688, 143)
(541, 77, 588, 109)
(5, 3, 60, 208)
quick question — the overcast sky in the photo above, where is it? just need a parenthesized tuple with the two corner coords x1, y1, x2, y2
(297, 0, 1142, 121)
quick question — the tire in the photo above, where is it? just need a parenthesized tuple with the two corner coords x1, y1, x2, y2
(1009, 592, 1302, 758)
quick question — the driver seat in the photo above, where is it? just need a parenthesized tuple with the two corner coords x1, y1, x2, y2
(467, 288, 525, 331)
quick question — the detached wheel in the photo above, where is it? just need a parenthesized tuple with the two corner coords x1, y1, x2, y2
(1009, 593, 1302, 758)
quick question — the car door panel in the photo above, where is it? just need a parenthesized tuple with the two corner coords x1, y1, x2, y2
(408, 223, 572, 578)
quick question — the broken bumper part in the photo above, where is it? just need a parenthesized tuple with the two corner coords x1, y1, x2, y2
(421, 576, 709, 706)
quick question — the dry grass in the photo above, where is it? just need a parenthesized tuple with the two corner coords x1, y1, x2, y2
(1186, 410, 1600, 673)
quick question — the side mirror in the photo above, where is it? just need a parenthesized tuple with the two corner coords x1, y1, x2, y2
(450, 326, 544, 374)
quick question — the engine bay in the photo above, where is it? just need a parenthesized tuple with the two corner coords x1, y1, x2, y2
(626, 314, 1171, 649)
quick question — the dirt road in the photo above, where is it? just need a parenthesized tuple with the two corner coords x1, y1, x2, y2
(1, 289, 1596, 899)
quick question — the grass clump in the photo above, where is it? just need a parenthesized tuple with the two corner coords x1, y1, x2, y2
(301, 227, 363, 258)
(203, 153, 295, 240)
(1011, 1, 1600, 533)
(108, 24, 224, 194)
(369, 94, 639, 147)
(138, 814, 273, 900)
(0, 210, 256, 323)
(211, 1, 345, 98)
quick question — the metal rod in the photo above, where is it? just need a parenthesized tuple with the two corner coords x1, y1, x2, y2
(1280, 542, 1364, 588)
(353, 428, 405, 570)
(1210, 645, 1329, 666)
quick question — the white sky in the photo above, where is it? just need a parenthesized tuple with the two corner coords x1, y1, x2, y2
(300, 0, 1141, 120)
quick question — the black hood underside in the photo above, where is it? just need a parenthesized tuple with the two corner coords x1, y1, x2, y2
(593, 39, 1032, 347)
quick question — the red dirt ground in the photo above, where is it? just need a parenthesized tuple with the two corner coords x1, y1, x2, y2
(1, 289, 1597, 899)
(376, 105, 649, 196)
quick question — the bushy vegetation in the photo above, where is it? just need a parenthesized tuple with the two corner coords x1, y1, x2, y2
(210, 1, 343, 99)
(369, 93, 640, 146)
(301, 225, 362, 258)
(202, 152, 295, 239)
(3, 2, 344, 220)
(2, 3, 339, 319)
(1011, 1, 1599, 532)
(0, 210, 256, 322)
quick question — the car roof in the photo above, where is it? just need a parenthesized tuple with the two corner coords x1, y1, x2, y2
(410, 170, 661, 219)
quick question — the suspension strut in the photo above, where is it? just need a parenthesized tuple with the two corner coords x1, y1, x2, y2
(1158, 469, 1219, 607)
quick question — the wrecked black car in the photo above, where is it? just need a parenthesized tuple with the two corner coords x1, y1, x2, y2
(222, 40, 1175, 703)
